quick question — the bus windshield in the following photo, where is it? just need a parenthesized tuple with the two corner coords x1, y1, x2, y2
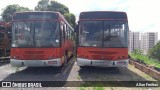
(12, 21, 60, 48)
(79, 21, 128, 47)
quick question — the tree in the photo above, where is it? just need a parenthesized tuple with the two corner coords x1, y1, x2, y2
(133, 48, 142, 55)
(35, 0, 50, 11)
(35, 0, 75, 27)
(69, 13, 76, 28)
(64, 13, 76, 28)
(148, 41, 160, 62)
(1, 4, 31, 22)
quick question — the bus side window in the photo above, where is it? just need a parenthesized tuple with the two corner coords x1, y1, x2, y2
(66, 26, 68, 39)
(60, 23, 66, 44)
(60, 23, 63, 43)
(63, 25, 66, 40)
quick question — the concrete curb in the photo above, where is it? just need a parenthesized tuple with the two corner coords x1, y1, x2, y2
(129, 59, 160, 81)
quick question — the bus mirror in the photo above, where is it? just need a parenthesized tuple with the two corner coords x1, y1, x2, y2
(74, 25, 79, 34)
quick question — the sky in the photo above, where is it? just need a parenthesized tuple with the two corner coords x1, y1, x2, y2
(0, 0, 160, 40)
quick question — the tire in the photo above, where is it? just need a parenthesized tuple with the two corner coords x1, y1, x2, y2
(80, 66, 87, 69)
(0, 50, 2, 58)
(63, 54, 68, 67)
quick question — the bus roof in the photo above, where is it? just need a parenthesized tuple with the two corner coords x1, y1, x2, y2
(13, 11, 60, 14)
(79, 11, 127, 20)
(12, 11, 74, 31)
(12, 11, 61, 20)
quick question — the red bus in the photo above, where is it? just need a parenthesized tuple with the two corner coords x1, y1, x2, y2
(75, 11, 129, 67)
(6, 22, 12, 46)
(0, 22, 10, 58)
(11, 11, 75, 67)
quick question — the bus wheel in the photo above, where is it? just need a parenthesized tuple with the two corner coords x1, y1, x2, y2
(0, 50, 2, 58)
(63, 54, 67, 66)
(80, 66, 87, 69)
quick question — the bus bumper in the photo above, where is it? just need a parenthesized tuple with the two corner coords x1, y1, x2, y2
(10, 58, 62, 67)
(77, 58, 129, 67)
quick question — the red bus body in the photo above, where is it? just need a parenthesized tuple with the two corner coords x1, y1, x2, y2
(76, 11, 129, 67)
(0, 22, 11, 57)
(11, 11, 75, 67)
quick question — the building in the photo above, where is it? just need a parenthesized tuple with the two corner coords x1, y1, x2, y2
(129, 31, 158, 54)
(140, 32, 158, 54)
(128, 31, 140, 53)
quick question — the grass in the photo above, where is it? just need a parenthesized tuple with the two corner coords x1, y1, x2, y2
(15, 67, 20, 72)
(77, 75, 81, 80)
(93, 87, 105, 90)
(77, 87, 160, 90)
(130, 53, 160, 68)
(79, 82, 105, 87)
(78, 87, 105, 90)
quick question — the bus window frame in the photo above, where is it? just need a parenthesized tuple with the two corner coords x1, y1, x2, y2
(77, 20, 129, 48)
(12, 20, 61, 48)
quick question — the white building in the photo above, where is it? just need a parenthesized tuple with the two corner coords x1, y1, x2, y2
(129, 31, 158, 54)
(128, 31, 140, 52)
(140, 32, 158, 54)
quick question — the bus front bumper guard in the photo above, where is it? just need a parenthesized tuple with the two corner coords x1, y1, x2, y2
(77, 58, 129, 67)
(10, 58, 62, 67)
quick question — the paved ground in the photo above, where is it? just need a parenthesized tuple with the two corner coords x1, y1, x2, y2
(0, 57, 159, 90)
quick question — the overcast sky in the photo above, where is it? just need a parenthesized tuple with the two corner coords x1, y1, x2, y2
(0, 0, 159, 39)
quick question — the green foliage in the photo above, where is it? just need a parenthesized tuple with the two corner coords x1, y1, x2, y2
(148, 41, 160, 62)
(64, 13, 76, 27)
(35, 0, 69, 14)
(93, 87, 105, 90)
(130, 51, 160, 68)
(78, 87, 105, 90)
(35, 0, 49, 11)
(132, 49, 142, 55)
(35, 0, 76, 27)
(1, 4, 31, 22)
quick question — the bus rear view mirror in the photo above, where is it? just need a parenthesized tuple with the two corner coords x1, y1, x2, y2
(74, 24, 79, 34)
